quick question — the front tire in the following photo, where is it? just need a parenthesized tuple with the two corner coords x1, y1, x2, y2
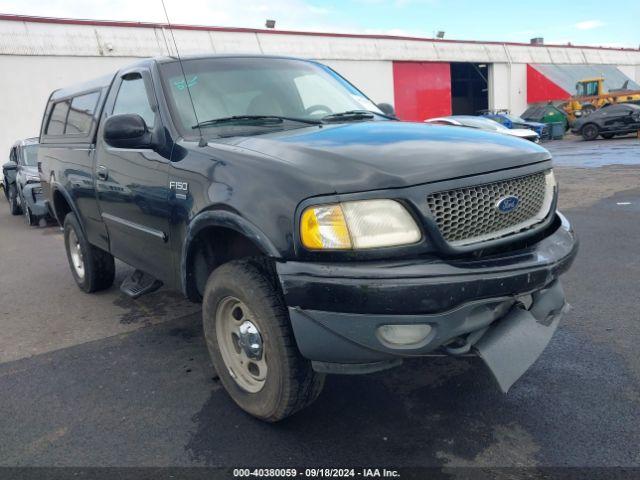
(581, 123, 599, 141)
(63, 213, 115, 293)
(23, 197, 37, 226)
(8, 185, 22, 215)
(202, 260, 325, 422)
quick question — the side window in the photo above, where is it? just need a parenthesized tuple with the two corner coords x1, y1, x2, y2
(46, 101, 70, 135)
(112, 76, 155, 128)
(9, 147, 17, 163)
(603, 105, 622, 115)
(66, 92, 100, 135)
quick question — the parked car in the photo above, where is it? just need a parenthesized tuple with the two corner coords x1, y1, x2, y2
(425, 115, 540, 142)
(2, 138, 48, 225)
(40, 55, 577, 422)
(571, 103, 640, 140)
(483, 112, 550, 140)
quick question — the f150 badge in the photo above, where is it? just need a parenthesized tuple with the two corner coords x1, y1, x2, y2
(170, 181, 189, 199)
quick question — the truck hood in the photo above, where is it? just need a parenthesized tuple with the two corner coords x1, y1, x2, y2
(212, 121, 551, 194)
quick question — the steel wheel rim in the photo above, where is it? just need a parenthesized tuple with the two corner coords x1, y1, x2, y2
(215, 296, 268, 393)
(67, 229, 85, 280)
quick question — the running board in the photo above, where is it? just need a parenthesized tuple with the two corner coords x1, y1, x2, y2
(120, 269, 163, 299)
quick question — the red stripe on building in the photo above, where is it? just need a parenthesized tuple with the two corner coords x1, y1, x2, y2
(526, 64, 571, 103)
(393, 62, 452, 121)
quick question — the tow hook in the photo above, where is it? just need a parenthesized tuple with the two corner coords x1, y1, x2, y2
(444, 327, 489, 355)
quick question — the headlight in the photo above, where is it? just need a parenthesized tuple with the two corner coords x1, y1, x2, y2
(25, 174, 40, 183)
(300, 199, 421, 250)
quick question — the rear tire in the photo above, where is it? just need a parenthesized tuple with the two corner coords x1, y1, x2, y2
(63, 213, 115, 293)
(581, 123, 599, 141)
(8, 185, 22, 215)
(202, 259, 325, 422)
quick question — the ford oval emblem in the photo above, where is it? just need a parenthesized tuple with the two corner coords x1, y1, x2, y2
(496, 196, 520, 213)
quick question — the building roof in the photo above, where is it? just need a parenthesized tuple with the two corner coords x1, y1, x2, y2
(1, 13, 639, 65)
(0, 13, 638, 53)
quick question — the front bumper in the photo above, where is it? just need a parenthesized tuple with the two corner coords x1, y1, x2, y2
(276, 212, 578, 371)
(21, 183, 49, 217)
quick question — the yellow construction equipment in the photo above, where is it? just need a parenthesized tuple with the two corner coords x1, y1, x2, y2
(563, 77, 640, 123)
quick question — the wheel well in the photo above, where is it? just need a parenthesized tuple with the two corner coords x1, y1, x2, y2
(185, 226, 268, 302)
(52, 189, 72, 224)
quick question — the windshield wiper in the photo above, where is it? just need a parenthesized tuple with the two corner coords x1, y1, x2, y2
(192, 115, 321, 129)
(321, 110, 377, 122)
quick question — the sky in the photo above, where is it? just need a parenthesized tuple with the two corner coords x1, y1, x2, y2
(0, 0, 638, 48)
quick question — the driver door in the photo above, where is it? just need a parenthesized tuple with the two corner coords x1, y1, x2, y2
(95, 69, 173, 281)
(601, 106, 625, 132)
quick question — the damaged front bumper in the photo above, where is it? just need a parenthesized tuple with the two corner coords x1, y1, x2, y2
(21, 182, 49, 218)
(276, 212, 578, 392)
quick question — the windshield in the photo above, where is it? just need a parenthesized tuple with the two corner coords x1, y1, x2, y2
(577, 81, 598, 96)
(159, 57, 382, 136)
(22, 145, 38, 167)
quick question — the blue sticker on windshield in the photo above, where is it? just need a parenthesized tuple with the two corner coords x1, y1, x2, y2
(173, 76, 198, 91)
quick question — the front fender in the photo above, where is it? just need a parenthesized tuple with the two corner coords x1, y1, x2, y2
(180, 209, 281, 297)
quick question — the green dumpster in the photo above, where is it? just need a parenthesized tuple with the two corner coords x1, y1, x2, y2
(521, 103, 568, 138)
(548, 122, 565, 140)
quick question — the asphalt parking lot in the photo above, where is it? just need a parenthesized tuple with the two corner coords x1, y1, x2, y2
(1, 136, 639, 469)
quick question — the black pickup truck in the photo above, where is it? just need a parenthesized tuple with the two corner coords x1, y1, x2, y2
(40, 55, 578, 421)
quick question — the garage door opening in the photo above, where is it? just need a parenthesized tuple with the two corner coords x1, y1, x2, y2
(451, 63, 488, 115)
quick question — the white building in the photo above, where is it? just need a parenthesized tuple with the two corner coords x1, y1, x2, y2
(1, 13, 640, 158)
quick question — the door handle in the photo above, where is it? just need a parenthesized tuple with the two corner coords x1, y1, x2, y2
(96, 165, 109, 181)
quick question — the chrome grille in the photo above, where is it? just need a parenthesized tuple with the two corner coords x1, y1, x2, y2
(426, 170, 555, 246)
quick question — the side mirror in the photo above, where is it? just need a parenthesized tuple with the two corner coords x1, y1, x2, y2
(104, 114, 153, 149)
(2, 162, 17, 172)
(377, 103, 396, 117)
